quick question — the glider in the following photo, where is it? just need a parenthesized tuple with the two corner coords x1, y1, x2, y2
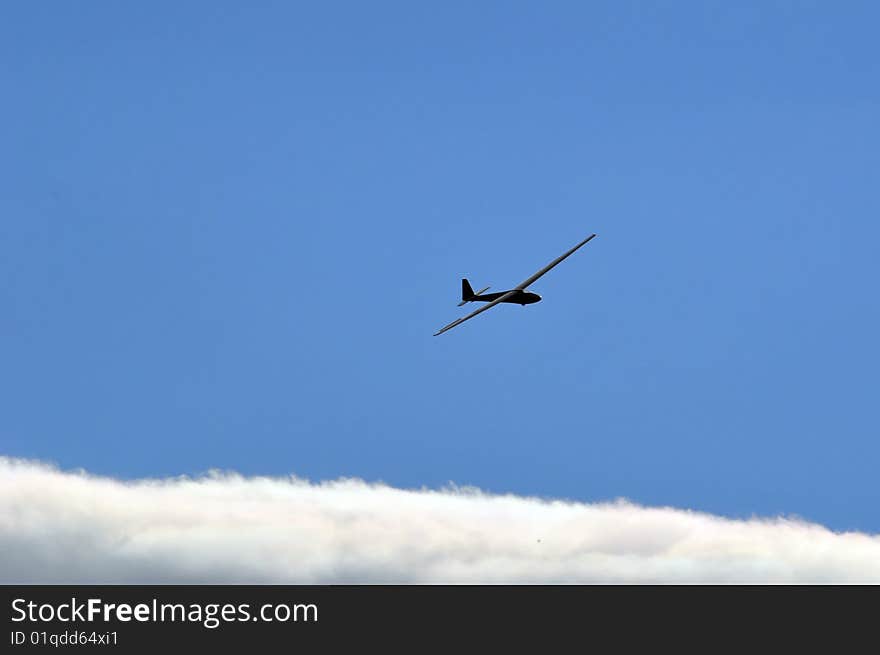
(433, 233, 597, 336)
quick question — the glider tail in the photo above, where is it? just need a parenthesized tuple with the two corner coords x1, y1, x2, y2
(458, 279, 475, 306)
(462, 279, 475, 301)
(458, 279, 490, 306)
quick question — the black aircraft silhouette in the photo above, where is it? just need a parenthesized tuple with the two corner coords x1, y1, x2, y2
(434, 233, 596, 336)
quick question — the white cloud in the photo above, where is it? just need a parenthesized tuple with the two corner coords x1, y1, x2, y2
(1, 455, 878, 583)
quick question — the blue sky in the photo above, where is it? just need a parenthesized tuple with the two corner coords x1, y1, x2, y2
(2, 2, 878, 533)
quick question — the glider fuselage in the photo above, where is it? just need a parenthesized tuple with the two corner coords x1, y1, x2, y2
(471, 290, 541, 306)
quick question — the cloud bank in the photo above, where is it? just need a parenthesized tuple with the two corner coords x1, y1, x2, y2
(1, 456, 879, 583)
